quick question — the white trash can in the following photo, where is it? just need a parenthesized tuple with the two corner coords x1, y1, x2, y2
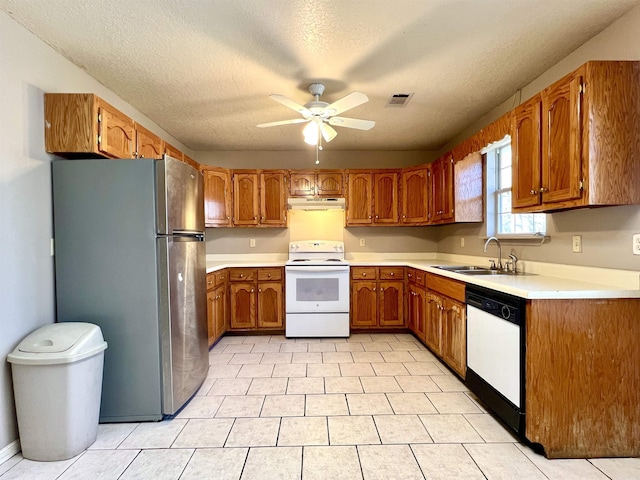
(7, 322, 108, 461)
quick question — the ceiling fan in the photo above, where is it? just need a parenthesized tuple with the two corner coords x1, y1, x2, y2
(257, 83, 375, 145)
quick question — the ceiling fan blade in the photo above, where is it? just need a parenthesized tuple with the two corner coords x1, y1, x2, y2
(269, 94, 312, 118)
(320, 123, 337, 143)
(325, 92, 369, 116)
(328, 116, 375, 130)
(257, 118, 309, 128)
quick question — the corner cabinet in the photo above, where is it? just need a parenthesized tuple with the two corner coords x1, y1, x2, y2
(206, 270, 228, 346)
(45, 93, 136, 159)
(511, 61, 640, 212)
(429, 155, 454, 224)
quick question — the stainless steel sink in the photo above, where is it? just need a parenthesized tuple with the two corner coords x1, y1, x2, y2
(433, 265, 489, 271)
(432, 265, 534, 276)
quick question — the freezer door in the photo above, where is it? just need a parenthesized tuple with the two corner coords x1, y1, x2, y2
(157, 235, 209, 415)
(156, 155, 205, 234)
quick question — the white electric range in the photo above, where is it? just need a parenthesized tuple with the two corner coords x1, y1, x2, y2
(285, 240, 350, 337)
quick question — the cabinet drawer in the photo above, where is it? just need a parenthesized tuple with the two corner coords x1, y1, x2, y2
(206, 272, 216, 291)
(258, 267, 282, 281)
(212, 270, 227, 287)
(426, 273, 465, 303)
(229, 268, 257, 282)
(413, 269, 427, 287)
(379, 267, 404, 280)
(351, 267, 378, 280)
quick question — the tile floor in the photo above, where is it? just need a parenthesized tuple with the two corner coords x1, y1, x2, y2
(1, 333, 639, 479)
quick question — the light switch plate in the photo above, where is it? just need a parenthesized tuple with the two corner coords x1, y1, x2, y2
(633, 234, 640, 255)
(250, 238, 256, 248)
(359, 238, 366, 247)
(572, 235, 582, 253)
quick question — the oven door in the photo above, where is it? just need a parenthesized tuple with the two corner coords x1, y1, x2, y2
(285, 266, 350, 313)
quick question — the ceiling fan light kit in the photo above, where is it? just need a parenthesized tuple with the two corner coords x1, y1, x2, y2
(257, 83, 375, 146)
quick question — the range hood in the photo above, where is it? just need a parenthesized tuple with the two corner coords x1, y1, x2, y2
(287, 197, 345, 210)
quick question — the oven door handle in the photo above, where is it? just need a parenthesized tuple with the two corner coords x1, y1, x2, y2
(285, 266, 350, 273)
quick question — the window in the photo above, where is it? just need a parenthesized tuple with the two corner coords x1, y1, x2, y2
(485, 137, 546, 237)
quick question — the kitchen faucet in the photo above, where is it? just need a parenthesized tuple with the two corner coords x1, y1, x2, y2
(483, 236, 502, 270)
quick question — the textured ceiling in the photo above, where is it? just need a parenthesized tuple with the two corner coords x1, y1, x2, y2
(1, 0, 639, 151)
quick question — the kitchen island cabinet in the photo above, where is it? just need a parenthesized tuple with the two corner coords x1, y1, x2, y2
(526, 297, 640, 458)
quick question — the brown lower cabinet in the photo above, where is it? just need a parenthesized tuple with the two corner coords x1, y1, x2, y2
(419, 271, 467, 378)
(228, 267, 284, 331)
(350, 266, 404, 329)
(206, 270, 228, 346)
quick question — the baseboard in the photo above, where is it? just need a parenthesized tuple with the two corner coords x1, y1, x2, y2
(0, 440, 20, 466)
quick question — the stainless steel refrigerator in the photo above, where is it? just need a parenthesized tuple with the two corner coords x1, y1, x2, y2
(52, 155, 208, 422)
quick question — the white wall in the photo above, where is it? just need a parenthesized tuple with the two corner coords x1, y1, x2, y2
(0, 11, 190, 459)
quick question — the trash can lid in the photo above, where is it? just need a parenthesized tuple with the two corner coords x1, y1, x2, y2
(7, 322, 108, 365)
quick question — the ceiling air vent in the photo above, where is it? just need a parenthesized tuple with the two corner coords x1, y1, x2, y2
(385, 93, 414, 107)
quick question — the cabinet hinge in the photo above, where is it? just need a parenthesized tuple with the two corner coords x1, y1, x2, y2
(97, 135, 101, 145)
(579, 83, 585, 95)
(97, 113, 101, 123)
(579, 178, 585, 190)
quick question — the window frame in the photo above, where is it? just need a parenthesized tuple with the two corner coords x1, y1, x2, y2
(483, 136, 547, 239)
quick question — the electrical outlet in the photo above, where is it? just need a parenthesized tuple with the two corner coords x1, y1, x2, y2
(460, 237, 465, 247)
(359, 238, 366, 247)
(572, 235, 582, 253)
(633, 234, 640, 255)
(250, 238, 256, 248)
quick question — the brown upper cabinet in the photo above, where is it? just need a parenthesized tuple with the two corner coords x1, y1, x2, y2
(346, 170, 400, 226)
(202, 166, 232, 227)
(429, 154, 455, 224)
(289, 170, 343, 197)
(134, 123, 164, 159)
(345, 171, 373, 226)
(45, 93, 136, 159)
(511, 61, 640, 212)
(400, 166, 429, 225)
(373, 171, 399, 224)
(232, 170, 287, 227)
(165, 143, 184, 161)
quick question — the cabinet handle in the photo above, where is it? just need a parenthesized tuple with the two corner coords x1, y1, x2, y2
(261, 216, 265, 221)
(417, 276, 422, 282)
(239, 274, 244, 278)
(368, 215, 372, 219)
(380, 287, 384, 292)
(254, 216, 257, 220)
(267, 273, 271, 278)
(540, 187, 548, 193)
(402, 215, 406, 219)
(375, 215, 379, 219)
(373, 287, 376, 291)
(362, 273, 367, 277)
(258, 289, 262, 293)
(530, 189, 538, 195)
(251, 289, 255, 293)
(390, 272, 394, 276)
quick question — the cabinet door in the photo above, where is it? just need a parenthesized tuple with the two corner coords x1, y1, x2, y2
(373, 172, 399, 224)
(229, 283, 256, 329)
(206, 289, 216, 346)
(379, 281, 404, 327)
(442, 298, 466, 378)
(541, 72, 583, 205)
(257, 282, 283, 329)
(317, 171, 343, 196)
(401, 168, 428, 224)
(424, 291, 443, 355)
(512, 95, 542, 209)
(346, 172, 373, 225)
(97, 101, 135, 158)
(289, 172, 316, 197)
(135, 124, 164, 159)
(260, 171, 287, 226)
(203, 168, 232, 227)
(441, 155, 455, 222)
(350, 281, 378, 328)
(429, 160, 443, 223)
(214, 284, 227, 339)
(233, 173, 260, 226)
(409, 284, 427, 340)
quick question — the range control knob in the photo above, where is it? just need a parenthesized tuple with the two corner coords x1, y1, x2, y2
(501, 305, 511, 320)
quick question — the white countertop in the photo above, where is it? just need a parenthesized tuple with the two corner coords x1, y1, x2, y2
(206, 252, 640, 300)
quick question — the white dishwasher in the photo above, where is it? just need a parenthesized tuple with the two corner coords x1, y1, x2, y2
(466, 285, 526, 436)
